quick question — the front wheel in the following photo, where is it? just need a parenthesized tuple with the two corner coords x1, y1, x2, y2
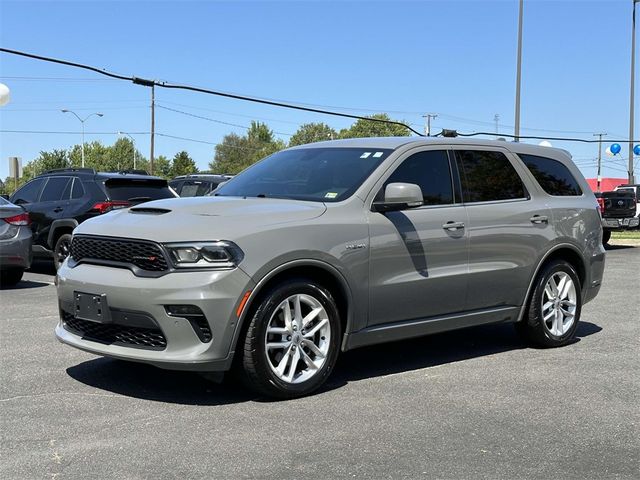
(240, 279, 342, 399)
(54, 233, 72, 270)
(516, 260, 581, 348)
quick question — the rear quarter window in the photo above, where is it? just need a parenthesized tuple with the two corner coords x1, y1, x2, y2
(518, 154, 583, 196)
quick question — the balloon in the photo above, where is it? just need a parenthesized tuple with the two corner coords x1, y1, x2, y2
(605, 146, 614, 157)
(0, 83, 10, 106)
(610, 143, 622, 155)
(634, 144, 640, 156)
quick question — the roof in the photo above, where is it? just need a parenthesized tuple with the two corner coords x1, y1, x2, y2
(291, 136, 572, 157)
(39, 168, 164, 181)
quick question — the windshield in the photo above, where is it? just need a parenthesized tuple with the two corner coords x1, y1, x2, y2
(215, 147, 392, 202)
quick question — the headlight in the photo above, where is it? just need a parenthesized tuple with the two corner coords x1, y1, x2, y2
(163, 241, 244, 269)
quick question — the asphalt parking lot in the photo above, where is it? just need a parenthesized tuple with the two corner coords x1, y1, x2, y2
(1, 246, 638, 480)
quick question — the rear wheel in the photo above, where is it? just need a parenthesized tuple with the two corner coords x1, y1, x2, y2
(602, 229, 611, 244)
(0, 268, 24, 287)
(53, 233, 72, 270)
(240, 279, 342, 399)
(517, 260, 581, 347)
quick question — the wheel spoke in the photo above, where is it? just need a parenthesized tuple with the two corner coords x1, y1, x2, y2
(561, 300, 576, 308)
(560, 307, 574, 318)
(542, 301, 554, 311)
(267, 326, 289, 335)
(544, 284, 554, 300)
(553, 310, 563, 335)
(300, 348, 319, 370)
(543, 310, 555, 322)
(293, 295, 302, 324)
(555, 276, 567, 299)
(302, 339, 325, 359)
(303, 318, 329, 338)
(559, 277, 572, 300)
(267, 341, 290, 350)
(284, 347, 301, 382)
(549, 277, 559, 296)
(275, 345, 293, 376)
(302, 307, 323, 328)
(282, 300, 293, 332)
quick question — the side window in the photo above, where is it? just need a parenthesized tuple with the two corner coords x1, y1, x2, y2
(10, 178, 45, 204)
(382, 150, 454, 205)
(71, 178, 85, 199)
(455, 150, 527, 203)
(518, 154, 583, 196)
(39, 177, 72, 202)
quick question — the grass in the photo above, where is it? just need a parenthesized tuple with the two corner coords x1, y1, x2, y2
(611, 230, 640, 240)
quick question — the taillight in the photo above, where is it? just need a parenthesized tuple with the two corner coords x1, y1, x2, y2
(3, 212, 30, 226)
(596, 197, 604, 215)
(91, 201, 130, 214)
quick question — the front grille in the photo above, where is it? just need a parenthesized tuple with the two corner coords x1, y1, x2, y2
(70, 236, 168, 272)
(62, 311, 167, 350)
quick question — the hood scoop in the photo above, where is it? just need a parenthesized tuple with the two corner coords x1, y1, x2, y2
(129, 207, 171, 215)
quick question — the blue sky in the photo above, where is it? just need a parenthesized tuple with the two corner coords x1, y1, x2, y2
(0, 0, 637, 181)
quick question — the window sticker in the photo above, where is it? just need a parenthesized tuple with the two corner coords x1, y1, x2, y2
(373, 151, 384, 158)
(324, 192, 338, 199)
(360, 152, 372, 158)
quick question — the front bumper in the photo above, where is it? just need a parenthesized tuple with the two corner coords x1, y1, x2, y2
(55, 262, 255, 371)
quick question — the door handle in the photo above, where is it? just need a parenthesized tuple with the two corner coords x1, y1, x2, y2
(530, 215, 549, 224)
(442, 221, 465, 231)
(53, 207, 64, 213)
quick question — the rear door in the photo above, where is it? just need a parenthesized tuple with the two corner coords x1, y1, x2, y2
(26, 176, 72, 247)
(452, 147, 553, 311)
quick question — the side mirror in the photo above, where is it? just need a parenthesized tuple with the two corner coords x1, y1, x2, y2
(373, 182, 423, 213)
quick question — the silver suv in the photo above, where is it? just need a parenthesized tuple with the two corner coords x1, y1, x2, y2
(55, 138, 605, 398)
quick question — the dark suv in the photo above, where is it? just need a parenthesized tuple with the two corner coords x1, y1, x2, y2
(169, 174, 233, 197)
(10, 168, 177, 268)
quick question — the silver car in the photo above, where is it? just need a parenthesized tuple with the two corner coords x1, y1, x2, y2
(55, 138, 605, 398)
(0, 196, 32, 286)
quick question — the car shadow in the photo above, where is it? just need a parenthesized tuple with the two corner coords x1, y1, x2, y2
(66, 321, 602, 405)
(27, 259, 56, 276)
(1, 280, 51, 290)
(604, 243, 636, 250)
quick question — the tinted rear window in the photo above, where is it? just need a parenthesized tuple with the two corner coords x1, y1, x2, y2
(454, 150, 527, 203)
(519, 154, 582, 196)
(104, 179, 174, 202)
(180, 181, 216, 197)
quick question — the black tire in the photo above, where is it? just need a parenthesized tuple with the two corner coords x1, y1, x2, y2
(602, 229, 611, 245)
(240, 278, 342, 399)
(53, 233, 72, 270)
(0, 268, 24, 287)
(516, 260, 581, 348)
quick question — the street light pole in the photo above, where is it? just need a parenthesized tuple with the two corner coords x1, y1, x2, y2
(118, 131, 137, 169)
(514, 0, 524, 142)
(629, 0, 638, 184)
(61, 110, 103, 168)
(594, 133, 607, 192)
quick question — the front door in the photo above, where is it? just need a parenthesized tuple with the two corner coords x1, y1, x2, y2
(368, 148, 469, 327)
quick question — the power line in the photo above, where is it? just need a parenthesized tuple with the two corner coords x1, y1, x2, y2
(0, 47, 423, 136)
(156, 104, 294, 136)
(454, 131, 638, 144)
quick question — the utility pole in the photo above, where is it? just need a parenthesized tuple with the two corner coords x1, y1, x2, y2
(594, 133, 607, 192)
(150, 84, 155, 175)
(494, 114, 500, 135)
(629, 0, 638, 183)
(422, 113, 438, 137)
(514, 0, 524, 142)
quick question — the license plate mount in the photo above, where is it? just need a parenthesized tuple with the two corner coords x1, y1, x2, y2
(74, 292, 111, 323)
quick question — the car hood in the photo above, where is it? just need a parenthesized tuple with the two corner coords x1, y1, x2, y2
(73, 196, 327, 242)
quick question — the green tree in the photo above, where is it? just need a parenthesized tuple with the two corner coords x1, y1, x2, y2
(171, 151, 198, 177)
(106, 138, 145, 172)
(339, 113, 411, 139)
(148, 155, 172, 178)
(209, 122, 286, 174)
(289, 122, 337, 147)
(68, 141, 111, 170)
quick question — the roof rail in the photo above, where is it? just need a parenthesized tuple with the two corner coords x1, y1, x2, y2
(44, 167, 96, 174)
(117, 169, 150, 175)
